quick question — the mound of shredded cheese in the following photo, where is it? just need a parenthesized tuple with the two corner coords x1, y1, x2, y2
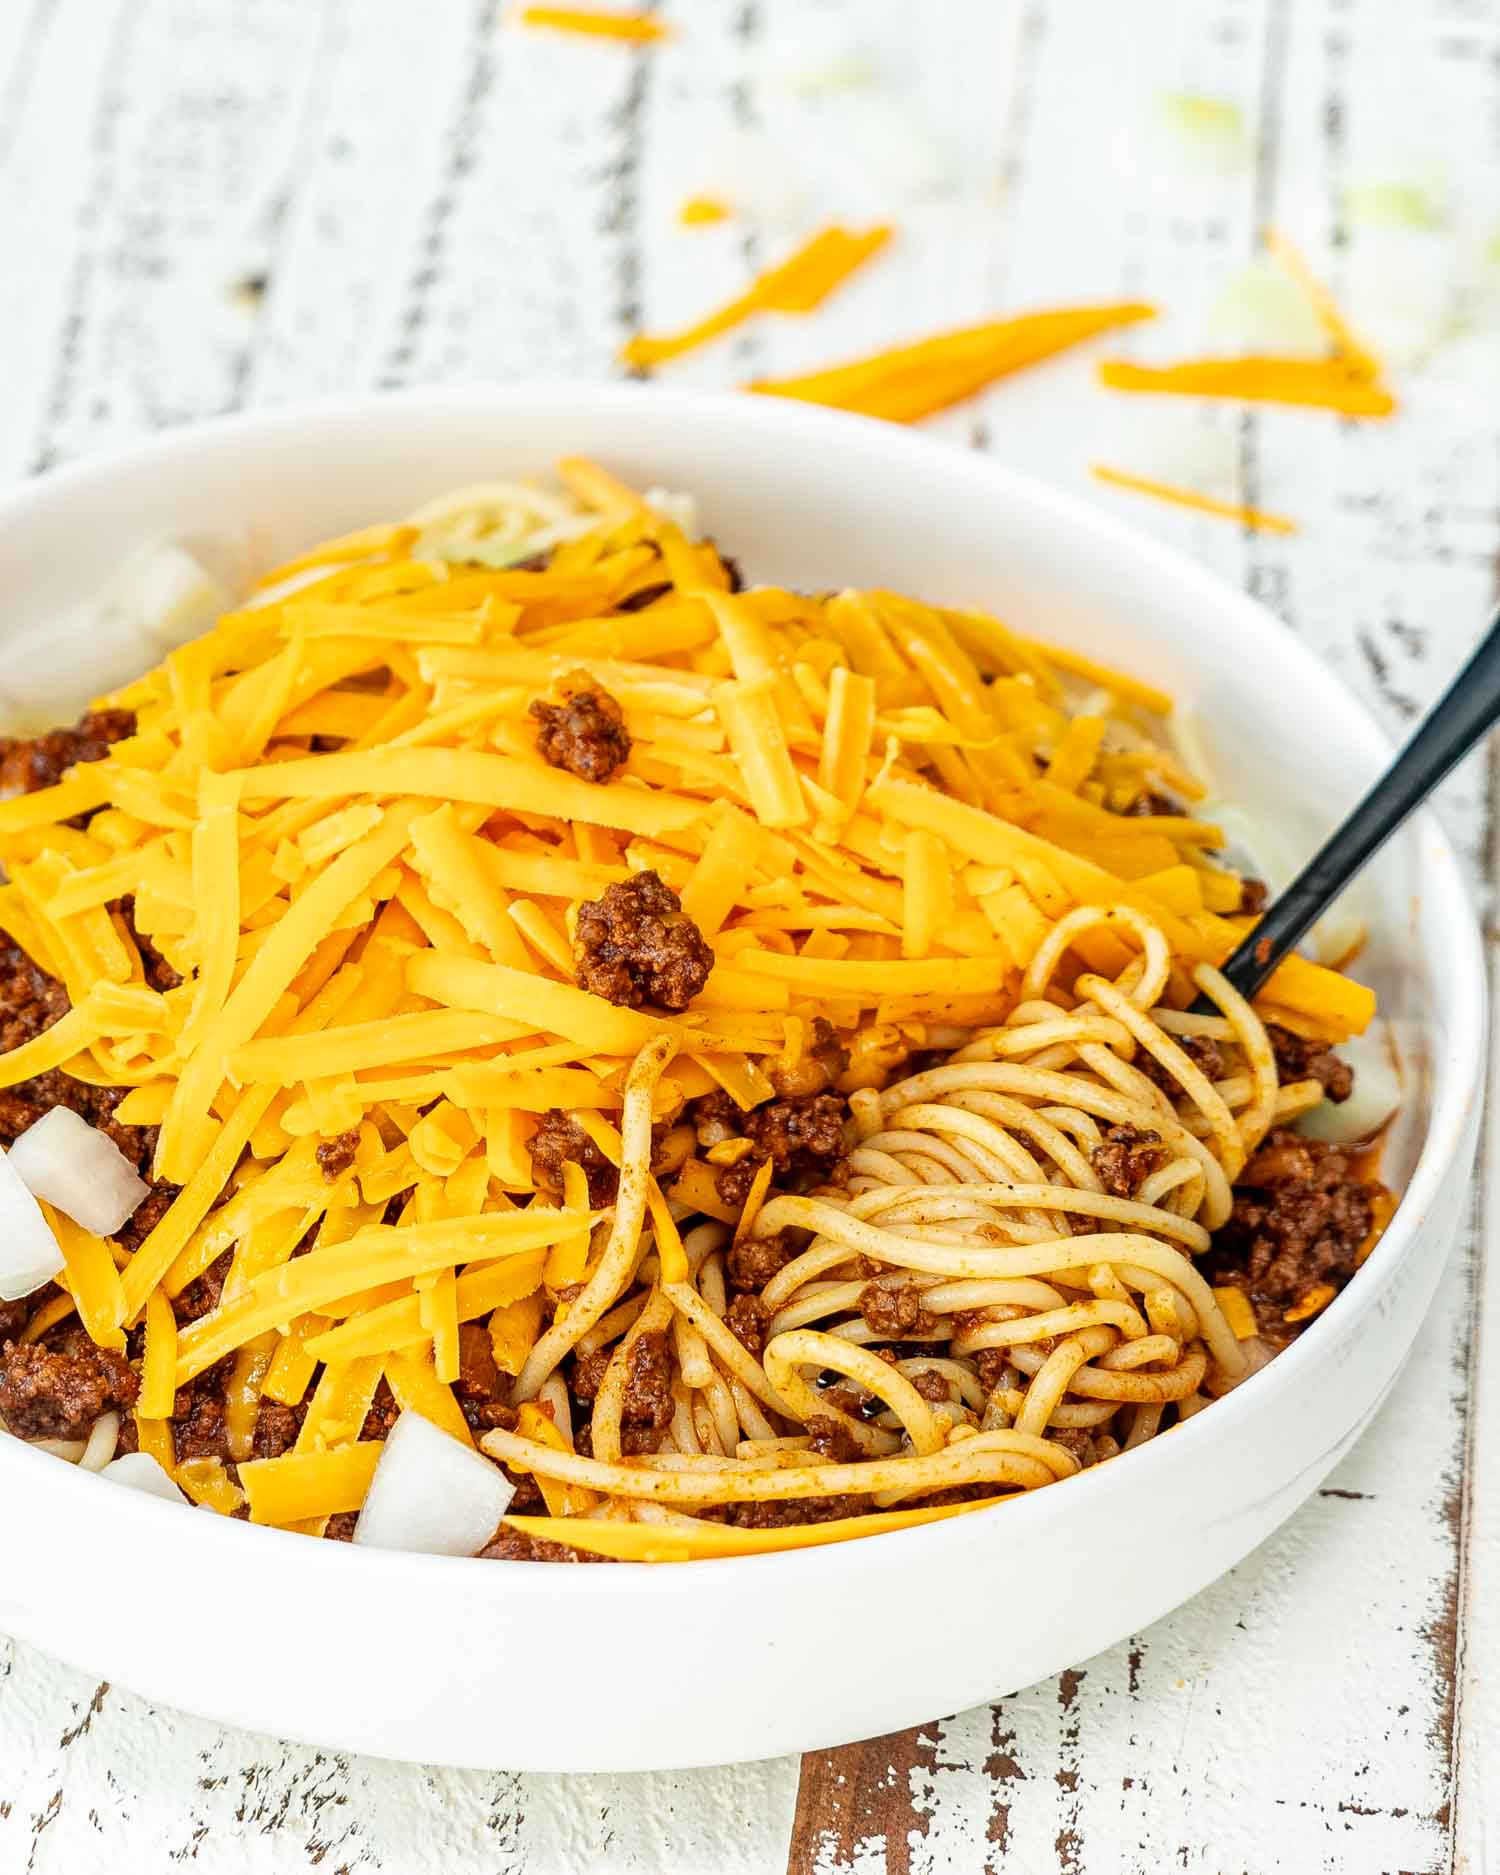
(0, 456, 1375, 1535)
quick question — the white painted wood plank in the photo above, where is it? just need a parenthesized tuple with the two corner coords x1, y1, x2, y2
(0, 0, 342, 480)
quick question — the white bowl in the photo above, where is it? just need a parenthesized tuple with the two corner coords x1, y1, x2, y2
(0, 386, 1484, 1772)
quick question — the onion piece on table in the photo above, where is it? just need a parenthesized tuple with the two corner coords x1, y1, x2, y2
(100, 1452, 190, 1505)
(0, 1144, 65, 1302)
(7, 1107, 148, 1238)
(353, 1410, 515, 1557)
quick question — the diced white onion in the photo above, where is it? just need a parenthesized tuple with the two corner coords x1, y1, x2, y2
(1192, 797, 1364, 965)
(1154, 93, 1247, 178)
(100, 1452, 190, 1505)
(693, 129, 810, 231)
(0, 543, 229, 730)
(642, 488, 700, 538)
(1206, 260, 1328, 358)
(1097, 402, 1241, 495)
(109, 541, 228, 651)
(353, 1410, 515, 1557)
(1297, 1025, 1403, 1146)
(78, 1410, 121, 1472)
(7, 1107, 148, 1239)
(0, 1145, 65, 1302)
(28, 1438, 88, 1461)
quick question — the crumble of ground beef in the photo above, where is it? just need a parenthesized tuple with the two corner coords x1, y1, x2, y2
(529, 681, 632, 784)
(1239, 877, 1269, 914)
(805, 1414, 862, 1463)
(573, 870, 713, 1012)
(1207, 1128, 1379, 1345)
(479, 1527, 615, 1563)
(725, 1228, 799, 1295)
(1266, 1023, 1354, 1102)
(692, 1087, 849, 1209)
(1090, 1123, 1166, 1198)
(910, 1369, 953, 1404)
(1135, 1032, 1224, 1098)
(724, 1292, 771, 1356)
(453, 1323, 519, 1435)
(0, 1332, 138, 1440)
(115, 896, 182, 992)
(570, 1331, 674, 1437)
(252, 1401, 304, 1459)
(527, 1108, 622, 1205)
(725, 1495, 868, 1529)
(171, 1248, 230, 1325)
(858, 1281, 940, 1341)
(1048, 1428, 1099, 1468)
(0, 707, 135, 797)
(0, 1296, 33, 1344)
(316, 1129, 361, 1182)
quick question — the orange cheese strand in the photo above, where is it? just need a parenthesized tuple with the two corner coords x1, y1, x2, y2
(502, 1495, 1006, 1561)
(621, 225, 892, 368)
(679, 194, 730, 226)
(517, 7, 670, 42)
(1097, 357, 1395, 417)
(1098, 232, 1393, 418)
(745, 304, 1157, 421)
(1090, 465, 1298, 535)
(1263, 227, 1382, 380)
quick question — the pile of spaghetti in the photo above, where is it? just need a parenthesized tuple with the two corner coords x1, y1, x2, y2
(0, 458, 1379, 1561)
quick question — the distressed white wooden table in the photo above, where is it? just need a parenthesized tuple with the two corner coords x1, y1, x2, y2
(1, 2, 1498, 1869)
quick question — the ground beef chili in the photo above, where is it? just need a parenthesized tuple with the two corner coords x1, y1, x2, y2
(573, 869, 714, 1011)
(0, 707, 134, 797)
(858, 1282, 939, 1340)
(527, 1107, 622, 1205)
(1135, 1032, 1224, 1097)
(1266, 1023, 1355, 1101)
(725, 1227, 799, 1294)
(1090, 1123, 1165, 1198)
(570, 1330, 674, 1455)
(0, 1333, 138, 1440)
(695, 1085, 850, 1209)
(1207, 1129, 1381, 1346)
(724, 1292, 771, 1355)
(529, 680, 632, 783)
(316, 1128, 361, 1182)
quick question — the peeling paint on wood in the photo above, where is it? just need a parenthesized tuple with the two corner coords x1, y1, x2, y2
(0, 0, 1497, 1870)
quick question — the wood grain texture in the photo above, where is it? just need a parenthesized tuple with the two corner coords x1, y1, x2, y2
(0, 0, 1497, 1870)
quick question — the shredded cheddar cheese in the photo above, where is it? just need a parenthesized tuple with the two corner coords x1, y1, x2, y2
(516, 6, 670, 42)
(1091, 465, 1299, 535)
(745, 304, 1157, 421)
(621, 225, 892, 368)
(0, 455, 1383, 1543)
(1097, 231, 1396, 418)
(678, 194, 730, 226)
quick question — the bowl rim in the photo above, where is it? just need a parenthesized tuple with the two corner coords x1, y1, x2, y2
(0, 380, 1486, 1596)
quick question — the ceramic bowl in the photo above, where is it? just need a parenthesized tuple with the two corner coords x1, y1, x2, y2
(0, 385, 1483, 1771)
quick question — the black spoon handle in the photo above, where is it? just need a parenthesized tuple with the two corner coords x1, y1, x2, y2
(1200, 605, 1500, 1010)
